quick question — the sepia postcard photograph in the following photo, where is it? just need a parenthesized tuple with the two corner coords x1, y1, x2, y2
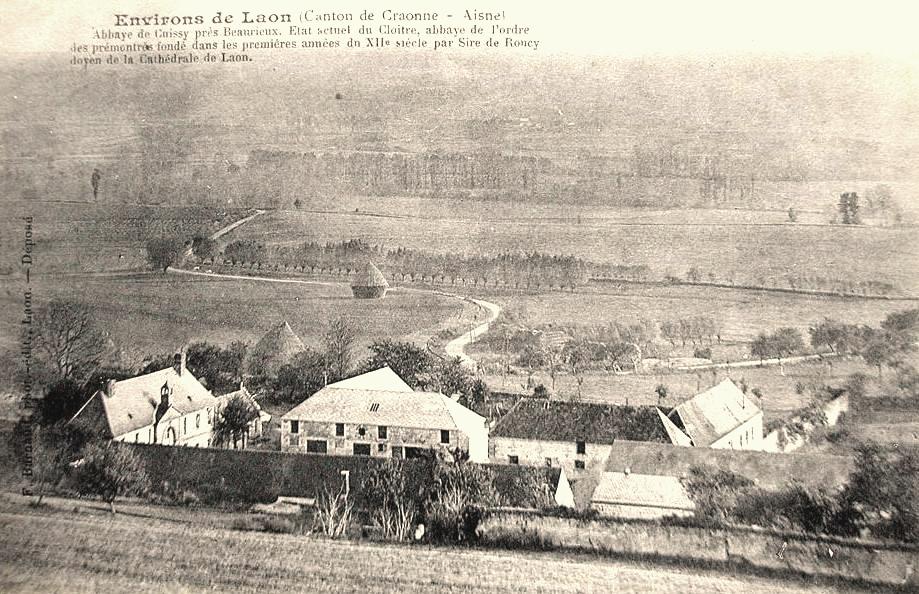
(1, 0, 918, 591)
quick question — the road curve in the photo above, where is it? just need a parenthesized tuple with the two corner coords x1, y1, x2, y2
(443, 296, 501, 370)
(167, 267, 501, 368)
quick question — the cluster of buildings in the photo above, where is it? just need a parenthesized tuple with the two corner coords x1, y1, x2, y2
(69, 341, 767, 519)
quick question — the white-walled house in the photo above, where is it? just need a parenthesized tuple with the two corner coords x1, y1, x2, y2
(662, 379, 764, 450)
(215, 385, 272, 447)
(69, 353, 218, 447)
(281, 367, 489, 462)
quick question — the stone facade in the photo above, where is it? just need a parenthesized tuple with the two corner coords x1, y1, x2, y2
(490, 436, 612, 479)
(282, 419, 470, 459)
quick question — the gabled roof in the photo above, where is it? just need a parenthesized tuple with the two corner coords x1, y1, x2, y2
(217, 386, 270, 422)
(328, 366, 413, 392)
(669, 379, 760, 446)
(71, 366, 217, 438)
(658, 408, 692, 446)
(351, 261, 388, 288)
(282, 386, 485, 431)
(491, 399, 670, 443)
(591, 471, 695, 511)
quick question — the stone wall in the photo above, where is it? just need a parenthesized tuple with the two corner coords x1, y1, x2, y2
(477, 511, 919, 588)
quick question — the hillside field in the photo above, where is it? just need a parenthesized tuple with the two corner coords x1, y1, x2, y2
(0, 495, 877, 594)
(0, 273, 474, 372)
(482, 284, 917, 343)
(231, 202, 919, 296)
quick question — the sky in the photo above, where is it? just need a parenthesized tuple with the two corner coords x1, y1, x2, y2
(2, 0, 918, 58)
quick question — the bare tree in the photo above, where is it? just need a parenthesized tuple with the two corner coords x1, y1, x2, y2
(35, 299, 108, 383)
(322, 317, 359, 382)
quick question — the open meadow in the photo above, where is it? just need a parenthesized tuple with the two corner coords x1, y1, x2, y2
(231, 200, 919, 296)
(480, 284, 917, 343)
(0, 273, 475, 371)
(0, 495, 879, 594)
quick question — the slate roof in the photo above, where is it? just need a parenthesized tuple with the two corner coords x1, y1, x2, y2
(592, 471, 695, 511)
(327, 366, 413, 392)
(282, 386, 486, 431)
(669, 379, 761, 446)
(352, 261, 388, 288)
(491, 399, 670, 443)
(71, 366, 217, 438)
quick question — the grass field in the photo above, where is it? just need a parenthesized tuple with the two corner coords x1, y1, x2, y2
(0, 495, 879, 594)
(232, 202, 919, 295)
(0, 273, 474, 370)
(481, 284, 916, 343)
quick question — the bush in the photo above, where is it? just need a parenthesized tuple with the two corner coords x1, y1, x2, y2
(693, 347, 712, 360)
(733, 482, 840, 534)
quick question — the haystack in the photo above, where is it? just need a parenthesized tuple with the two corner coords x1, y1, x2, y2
(351, 261, 389, 299)
(246, 321, 306, 375)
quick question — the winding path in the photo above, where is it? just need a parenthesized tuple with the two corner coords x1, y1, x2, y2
(167, 267, 502, 367)
(442, 296, 502, 370)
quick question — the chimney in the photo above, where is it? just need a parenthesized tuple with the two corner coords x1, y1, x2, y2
(105, 379, 116, 397)
(173, 352, 186, 376)
(624, 467, 631, 476)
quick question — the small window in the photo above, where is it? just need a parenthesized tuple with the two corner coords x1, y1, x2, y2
(196, 414, 201, 429)
(290, 420, 299, 434)
(135, 433, 139, 443)
(306, 439, 327, 454)
(183, 418, 187, 434)
(509, 455, 519, 465)
(378, 443, 386, 452)
(358, 426, 367, 437)
(545, 458, 553, 467)
(575, 460, 586, 470)
(440, 430, 450, 444)
(378, 426, 388, 439)
(353, 443, 371, 456)
(576, 441, 586, 455)
(370, 402, 380, 412)
(336, 423, 344, 436)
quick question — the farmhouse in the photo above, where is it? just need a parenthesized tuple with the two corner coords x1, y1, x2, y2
(281, 367, 489, 462)
(69, 353, 217, 447)
(489, 399, 670, 477)
(660, 379, 764, 450)
(590, 469, 695, 520)
(215, 385, 272, 445)
(351, 261, 389, 299)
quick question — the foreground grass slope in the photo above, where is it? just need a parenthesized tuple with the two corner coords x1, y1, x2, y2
(0, 496, 877, 594)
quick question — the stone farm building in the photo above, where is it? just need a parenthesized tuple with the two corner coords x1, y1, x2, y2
(590, 469, 695, 520)
(351, 261, 389, 299)
(659, 379, 764, 450)
(489, 399, 670, 477)
(281, 367, 489, 462)
(69, 353, 217, 447)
